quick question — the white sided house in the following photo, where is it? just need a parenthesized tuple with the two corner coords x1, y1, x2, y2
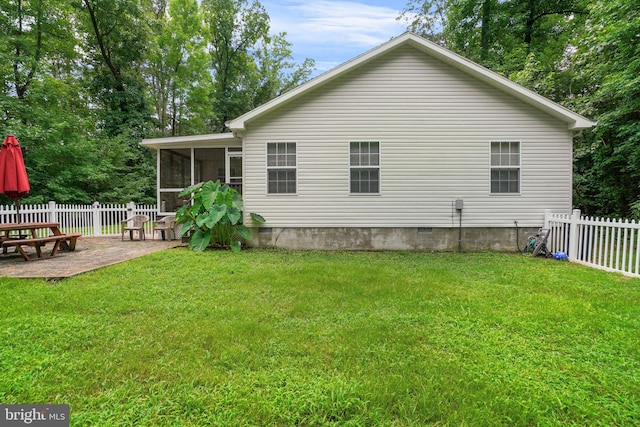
(141, 32, 595, 251)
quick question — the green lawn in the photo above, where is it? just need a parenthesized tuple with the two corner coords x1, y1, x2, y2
(1, 249, 639, 426)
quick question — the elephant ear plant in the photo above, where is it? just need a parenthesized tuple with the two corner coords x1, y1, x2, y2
(175, 180, 265, 252)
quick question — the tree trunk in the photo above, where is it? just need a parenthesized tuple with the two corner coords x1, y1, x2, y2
(524, 0, 535, 46)
(480, 0, 491, 61)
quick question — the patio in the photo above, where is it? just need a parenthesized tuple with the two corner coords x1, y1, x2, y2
(0, 236, 183, 279)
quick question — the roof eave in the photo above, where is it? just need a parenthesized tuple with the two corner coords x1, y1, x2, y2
(140, 132, 240, 149)
(569, 118, 598, 131)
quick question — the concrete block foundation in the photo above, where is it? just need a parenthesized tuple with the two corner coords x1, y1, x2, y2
(253, 226, 540, 252)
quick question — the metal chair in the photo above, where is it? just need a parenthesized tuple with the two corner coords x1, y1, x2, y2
(152, 215, 176, 241)
(121, 215, 149, 241)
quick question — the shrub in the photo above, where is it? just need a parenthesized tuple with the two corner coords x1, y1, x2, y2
(175, 180, 265, 252)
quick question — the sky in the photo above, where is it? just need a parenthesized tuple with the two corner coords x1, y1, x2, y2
(262, 0, 410, 76)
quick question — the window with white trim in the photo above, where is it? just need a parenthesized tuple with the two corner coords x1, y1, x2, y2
(267, 142, 296, 194)
(350, 141, 380, 194)
(490, 141, 520, 194)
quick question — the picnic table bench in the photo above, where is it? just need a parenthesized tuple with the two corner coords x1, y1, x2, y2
(2, 233, 81, 261)
(0, 222, 81, 261)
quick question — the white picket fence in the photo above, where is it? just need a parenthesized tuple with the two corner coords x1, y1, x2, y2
(0, 201, 158, 237)
(545, 209, 640, 278)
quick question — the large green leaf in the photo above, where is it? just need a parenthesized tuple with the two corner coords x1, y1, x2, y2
(181, 221, 194, 235)
(230, 240, 242, 253)
(250, 212, 266, 223)
(234, 225, 252, 240)
(191, 199, 203, 216)
(227, 207, 241, 225)
(179, 182, 203, 197)
(204, 205, 226, 228)
(201, 180, 218, 208)
(232, 192, 244, 211)
(216, 190, 234, 208)
(195, 212, 208, 228)
(189, 229, 212, 252)
(175, 204, 189, 222)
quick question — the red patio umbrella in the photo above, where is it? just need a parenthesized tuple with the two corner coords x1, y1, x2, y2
(0, 135, 30, 222)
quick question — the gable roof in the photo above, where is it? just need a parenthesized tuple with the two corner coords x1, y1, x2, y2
(227, 32, 595, 132)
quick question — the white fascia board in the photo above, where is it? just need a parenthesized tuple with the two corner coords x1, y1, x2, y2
(140, 133, 240, 150)
(227, 32, 596, 132)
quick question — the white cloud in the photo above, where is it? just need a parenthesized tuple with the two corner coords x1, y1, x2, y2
(287, 1, 402, 45)
(264, 0, 407, 74)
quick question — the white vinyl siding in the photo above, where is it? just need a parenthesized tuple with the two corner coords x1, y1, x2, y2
(267, 142, 296, 194)
(242, 45, 574, 228)
(350, 141, 380, 194)
(490, 141, 520, 194)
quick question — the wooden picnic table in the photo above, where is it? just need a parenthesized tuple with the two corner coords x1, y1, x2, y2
(0, 222, 81, 261)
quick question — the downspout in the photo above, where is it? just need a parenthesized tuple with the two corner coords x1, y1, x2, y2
(455, 199, 464, 252)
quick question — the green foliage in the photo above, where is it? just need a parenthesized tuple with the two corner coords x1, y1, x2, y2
(200, 0, 314, 131)
(251, 32, 315, 107)
(77, 0, 154, 137)
(1, 251, 639, 425)
(201, 0, 270, 131)
(570, 0, 640, 218)
(0, 0, 312, 205)
(146, 0, 214, 137)
(175, 180, 264, 252)
(400, 0, 588, 94)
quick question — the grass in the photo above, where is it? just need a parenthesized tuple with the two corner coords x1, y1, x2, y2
(1, 249, 639, 426)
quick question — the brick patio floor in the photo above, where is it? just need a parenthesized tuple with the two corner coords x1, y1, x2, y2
(0, 236, 184, 279)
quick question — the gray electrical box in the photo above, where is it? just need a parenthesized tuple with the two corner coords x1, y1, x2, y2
(455, 198, 464, 210)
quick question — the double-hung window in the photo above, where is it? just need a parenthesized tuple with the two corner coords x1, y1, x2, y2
(267, 142, 296, 194)
(490, 141, 520, 194)
(350, 141, 380, 194)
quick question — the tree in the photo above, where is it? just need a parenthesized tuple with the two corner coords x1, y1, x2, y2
(0, 0, 117, 204)
(399, 0, 588, 98)
(570, 0, 640, 218)
(146, 0, 214, 136)
(399, 0, 503, 65)
(78, 0, 153, 137)
(0, 0, 79, 111)
(201, 0, 270, 131)
(398, 0, 449, 45)
(251, 32, 315, 108)
(447, 0, 497, 63)
(75, 0, 157, 202)
(0, 0, 314, 205)
(512, 0, 586, 47)
(200, 0, 315, 131)
(0, 0, 68, 100)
